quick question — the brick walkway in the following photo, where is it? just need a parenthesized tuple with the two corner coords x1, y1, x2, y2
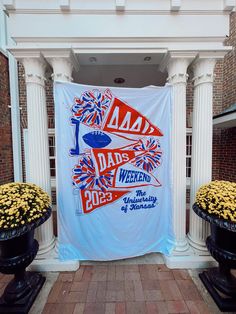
(41, 265, 210, 314)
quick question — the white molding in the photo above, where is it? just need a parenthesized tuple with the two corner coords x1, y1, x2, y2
(2, 0, 15, 10)
(224, 0, 235, 11)
(213, 111, 236, 128)
(171, 0, 181, 11)
(164, 253, 217, 269)
(3, 9, 234, 15)
(9, 36, 229, 44)
(59, 0, 70, 11)
(42, 49, 80, 73)
(159, 51, 197, 73)
(116, 0, 125, 11)
(9, 53, 23, 182)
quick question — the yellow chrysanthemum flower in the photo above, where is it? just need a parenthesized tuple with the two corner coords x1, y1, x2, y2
(196, 180, 236, 222)
(0, 182, 50, 229)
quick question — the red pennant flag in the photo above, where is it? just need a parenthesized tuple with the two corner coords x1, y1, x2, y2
(103, 97, 163, 137)
(80, 189, 130, 214)
(92, 148, 145, 175)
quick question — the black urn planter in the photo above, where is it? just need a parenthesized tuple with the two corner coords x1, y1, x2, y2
(193, 203, 236, 312)
(0, 207, 51, 314)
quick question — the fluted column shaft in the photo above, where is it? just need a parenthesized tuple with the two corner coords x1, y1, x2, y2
(167, 58, 192, 252)
(23, 57, 55, 255)
(45, 56, 74, 253)
(188, 58, 216, 250)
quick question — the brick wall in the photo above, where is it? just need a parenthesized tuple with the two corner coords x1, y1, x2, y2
(0, 52, 14, 184)
(217, 12, 236, 182)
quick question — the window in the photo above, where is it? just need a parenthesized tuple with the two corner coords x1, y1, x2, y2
(186, 128, 192, 186)
(23, 128, 56, 187)
(48, 130, 56, 177)
(48, 130, 56, 187)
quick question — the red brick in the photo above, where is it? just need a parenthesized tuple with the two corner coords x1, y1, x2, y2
(133, 280, 145, 301)
(124, 279, 135, 301)
(124, 271, 141, 281)
(159, 280, 183, 301)
(70, 281, 89, 292)
(82, 266, 94, 282)
(143, 289, 164, 301)
(176, 279, 202, 301)
(96, 281, 107, 301)
(74, 266, 85, 282)
(73, 303, 85, 314)
(172, 269, 191, 280)
(105, 302, 116, 314)
(58, 272, 75, 282)
(116, 265, 125, 280)
(86, 281, 98, 302)
(126, 301, 146, 314)
(107, 265, 116, 281)
(43, 303, 75, 314)
(166, 300, 189, 313)
(157, 271, 174, 281)
(115, 302, 126, 314)
(146, 301, 168, 314)
(84, 302, 105, 314)
(186, 300, 211, 314)
(65, 290, 87, 303)
(141, 280, 160, 290)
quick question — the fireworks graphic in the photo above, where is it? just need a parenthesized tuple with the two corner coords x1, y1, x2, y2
(132, 138, 162, 173)
(71, 89, 111, 127)
(72, 155, 114, 191)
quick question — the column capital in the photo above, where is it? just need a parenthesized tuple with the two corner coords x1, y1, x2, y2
(191, 51, 228, 87)
(192, 57, 216, 87)
(22, 55, 47, 87)
(43, 49, 79, 82)
(164, 52, 196, 84)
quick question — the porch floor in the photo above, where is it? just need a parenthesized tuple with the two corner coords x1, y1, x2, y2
(1, 263, 232, 314)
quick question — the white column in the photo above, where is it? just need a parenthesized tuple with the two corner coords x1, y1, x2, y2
(22, 56, 55, 255)
(45, 55, 75, 253)
(167, 57, 193, 252)
(188, 58, 216, 251)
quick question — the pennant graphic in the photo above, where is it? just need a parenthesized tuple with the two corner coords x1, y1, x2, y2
(113, 162, 161, 189)
(103, 97, 163, 137)
(91, 148, 145, 175)
(80, 189, 130, 214)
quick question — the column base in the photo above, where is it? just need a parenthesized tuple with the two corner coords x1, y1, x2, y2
(187, 233, 208, 252)
(164, 247, 217, 269)
(174, 238, 190, 253)
(37, 236, 56, 256)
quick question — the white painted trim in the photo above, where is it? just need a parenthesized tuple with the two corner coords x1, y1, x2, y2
(23, 129, 30, 182)
(164, 253, 217, 269)
(224, 0, 235, 11)
(0, 9, 7, 52)
(171, 0, 181, 11)
(9, 53, 23, 181)
(9, 36, 230, 44)
(3, 9, 234, 15)
(59, 0, 70, 11)
(213, 111, 236, 128)
(2, 0, 15, 10)
(116, 0, 125, 11)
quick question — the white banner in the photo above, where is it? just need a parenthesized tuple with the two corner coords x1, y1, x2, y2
(54, 82, 175, 261)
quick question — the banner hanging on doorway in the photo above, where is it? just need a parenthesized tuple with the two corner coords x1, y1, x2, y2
(54, 81, 175, 261)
